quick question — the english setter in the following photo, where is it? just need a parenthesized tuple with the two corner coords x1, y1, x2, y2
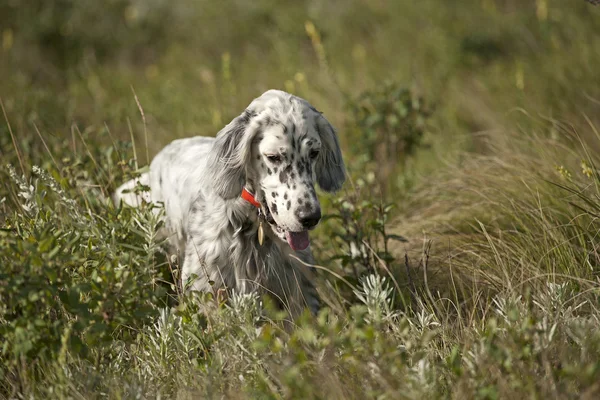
(114, 90, 345, 318)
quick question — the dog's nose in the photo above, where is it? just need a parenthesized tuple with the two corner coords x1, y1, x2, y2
(298, 208, 321, 229)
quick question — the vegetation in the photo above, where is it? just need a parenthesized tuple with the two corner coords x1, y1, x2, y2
(2, 0, 600, 398)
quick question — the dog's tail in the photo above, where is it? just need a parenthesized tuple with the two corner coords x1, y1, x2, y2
(113, 172, 151, 207)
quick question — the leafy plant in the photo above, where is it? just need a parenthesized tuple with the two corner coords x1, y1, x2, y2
(0, 141, 171, 374)
(349, 81, 433, 191)
(317, 173, 411, 310)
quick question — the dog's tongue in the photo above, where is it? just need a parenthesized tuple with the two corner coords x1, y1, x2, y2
(285, 231, 310, 251)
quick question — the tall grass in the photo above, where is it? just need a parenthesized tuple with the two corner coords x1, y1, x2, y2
(2, 119, 600, 398)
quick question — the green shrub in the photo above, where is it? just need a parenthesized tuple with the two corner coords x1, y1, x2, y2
(349, 82, 433, 192)
(316, 174, 412, 309)
(0, 140, 171, 376)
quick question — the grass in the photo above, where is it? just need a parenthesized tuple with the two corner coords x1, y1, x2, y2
(2, 0, 600, 398)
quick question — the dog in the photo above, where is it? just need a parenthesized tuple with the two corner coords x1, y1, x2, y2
(114, 90, 345, 318)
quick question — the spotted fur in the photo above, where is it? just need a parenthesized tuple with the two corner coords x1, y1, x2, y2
(113, 90, 345, 319)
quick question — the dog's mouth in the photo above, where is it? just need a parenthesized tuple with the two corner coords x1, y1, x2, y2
(284, 231, 310, 251)
(271, 224, 310, 251)
(263, 206, 310, 251)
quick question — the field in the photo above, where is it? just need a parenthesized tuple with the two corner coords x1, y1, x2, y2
(2, 1, 600, 398)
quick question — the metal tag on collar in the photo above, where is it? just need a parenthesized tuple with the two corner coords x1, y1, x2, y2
(257, 209, 265, 246)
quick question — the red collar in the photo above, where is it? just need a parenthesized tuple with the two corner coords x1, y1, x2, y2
(241, 187, 261, 208)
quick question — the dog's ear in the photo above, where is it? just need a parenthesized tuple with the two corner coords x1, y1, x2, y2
(207, 109, 257, 199)
(314, 114, 346, 192)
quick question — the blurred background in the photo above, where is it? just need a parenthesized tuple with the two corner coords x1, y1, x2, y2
(1, 0, 599, 196)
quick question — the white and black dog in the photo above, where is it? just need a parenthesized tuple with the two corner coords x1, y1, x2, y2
(114, 90, 345, 318)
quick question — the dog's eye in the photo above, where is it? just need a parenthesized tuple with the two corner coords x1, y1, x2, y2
(266, 154, 282, 163)
(309, 149, 320, 159)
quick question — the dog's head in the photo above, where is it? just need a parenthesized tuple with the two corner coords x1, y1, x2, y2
(207, 90, 345, 250)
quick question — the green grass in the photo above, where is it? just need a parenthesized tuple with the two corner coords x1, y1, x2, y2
(2, 0, 600, 398)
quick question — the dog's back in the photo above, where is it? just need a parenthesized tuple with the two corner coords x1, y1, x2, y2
(114, 136, 215, 215)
